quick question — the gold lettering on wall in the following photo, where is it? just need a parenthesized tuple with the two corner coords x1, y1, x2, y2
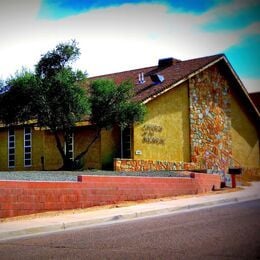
(142, 124, 165, 145)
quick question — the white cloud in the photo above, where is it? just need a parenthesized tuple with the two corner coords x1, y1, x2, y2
(241, 78, 260, 93)
(0, 1, 258, 92)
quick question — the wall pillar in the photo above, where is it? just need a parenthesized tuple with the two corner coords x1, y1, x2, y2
(189, 66, 232, 179)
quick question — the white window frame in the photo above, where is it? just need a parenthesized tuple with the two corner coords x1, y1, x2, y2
(8, 128, 15, 168)
(24, 127, 32, 167)
(64, 133, 74, 160)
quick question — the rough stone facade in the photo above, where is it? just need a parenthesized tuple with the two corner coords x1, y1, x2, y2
(115, 66, 235, 175)
(189, 66, 232, 174)
(114, 158, 199, 172)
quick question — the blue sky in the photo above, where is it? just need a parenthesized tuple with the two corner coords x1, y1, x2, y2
(0, 0, 259, 92)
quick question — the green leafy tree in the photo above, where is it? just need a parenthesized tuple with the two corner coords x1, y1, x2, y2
(0, 41, 145, 170)
(0, 41, 90, 170)
(34, 41, 89, 169)
(74, 78, 146, 161)
(0, 71, 39, 125)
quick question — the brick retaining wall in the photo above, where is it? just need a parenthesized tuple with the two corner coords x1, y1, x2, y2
(0, 173, 221, 219)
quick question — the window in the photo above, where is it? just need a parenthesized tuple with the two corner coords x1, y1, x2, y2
(122, 127, 132, 158)
(8, 128, 15, 168)
(24, 127, 32, 167)
(64, 133, 74, 160)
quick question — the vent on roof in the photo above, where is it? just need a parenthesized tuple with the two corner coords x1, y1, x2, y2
(150, 74, 164, 84)
(158, 57, 174, 67)
(158, 57, 181, 67)
(138, 72, 145, 84)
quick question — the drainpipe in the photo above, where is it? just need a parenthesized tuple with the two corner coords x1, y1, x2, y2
(41, 156, 45, 171)
(120, 127, 123, 158)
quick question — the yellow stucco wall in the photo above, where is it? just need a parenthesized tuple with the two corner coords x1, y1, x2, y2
(0, 129, 8, 170)
(40, 127, 102, 170)
(0, 126, 102, 171)
(31, 128, 44, 170)
(231, 91, 259, 168)
(0, 127, 44, 171)
(41, 130, 63, 170)
(133, 82, 190, 162)
(1, 79, 258, 172)
(101, 127, 121, 169)
(75, 127, 101, 169)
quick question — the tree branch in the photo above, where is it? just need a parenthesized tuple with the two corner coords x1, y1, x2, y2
(75, 128, 101, 161)
(53, 131, 66, 161)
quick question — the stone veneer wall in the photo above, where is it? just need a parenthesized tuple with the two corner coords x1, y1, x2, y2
(114, 158, 199, 172)
(189, 65, 232, 174)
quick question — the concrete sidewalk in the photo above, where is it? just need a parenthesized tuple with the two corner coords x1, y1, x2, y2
(1, 182, 259, 241)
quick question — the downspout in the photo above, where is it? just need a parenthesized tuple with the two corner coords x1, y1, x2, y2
(120, 127, 123, 158)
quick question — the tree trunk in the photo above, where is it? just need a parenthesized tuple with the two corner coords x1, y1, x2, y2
(53, 131, 72, 170)
(54, 129, 101, 170)
(53, 131, 65, 161)
(74, 129, 101, 163)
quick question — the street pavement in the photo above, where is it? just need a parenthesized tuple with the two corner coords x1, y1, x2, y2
(0, 182, 259, 241)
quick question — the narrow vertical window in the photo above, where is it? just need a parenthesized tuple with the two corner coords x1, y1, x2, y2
(122, 127, 132, 158)
(65, 133, 74, 160)
(8, 128, 15, 168)
(24, 127, 32, 167)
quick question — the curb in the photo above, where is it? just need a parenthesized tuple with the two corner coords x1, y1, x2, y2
(1, 193, 259, 241)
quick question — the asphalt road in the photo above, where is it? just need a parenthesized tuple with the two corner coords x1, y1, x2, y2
(0, 200, 259, 259)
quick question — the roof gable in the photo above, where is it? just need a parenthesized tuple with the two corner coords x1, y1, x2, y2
(89, 53, 259, 121)
(91, 54, 224, 103)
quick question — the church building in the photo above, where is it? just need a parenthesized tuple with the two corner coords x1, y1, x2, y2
(0, 54, 259, 177)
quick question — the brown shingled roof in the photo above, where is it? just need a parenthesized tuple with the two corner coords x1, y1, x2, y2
(90, 54, 224, 103)
(249, 92, 260, 112)
(89, 53, 259, 123)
